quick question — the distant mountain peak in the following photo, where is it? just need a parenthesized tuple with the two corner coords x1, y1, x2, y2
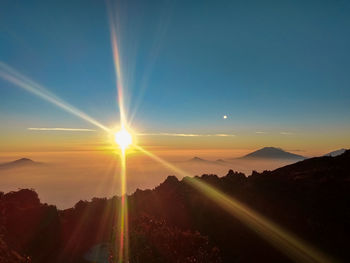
(188, 157, 206, 162)
(324, 148, 347, 157)
(0, 158, 41, 170)
(262, 146, 282, 150)
(14, 158, 34, 163)
(241, 147, 305, 160)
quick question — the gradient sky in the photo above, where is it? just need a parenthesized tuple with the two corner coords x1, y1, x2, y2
(1, 0, 350, 154)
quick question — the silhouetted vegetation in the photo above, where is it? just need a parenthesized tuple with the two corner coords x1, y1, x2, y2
(1, 151, 349, 262)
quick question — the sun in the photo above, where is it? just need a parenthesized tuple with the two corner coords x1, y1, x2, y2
(114, 129, 132, 150)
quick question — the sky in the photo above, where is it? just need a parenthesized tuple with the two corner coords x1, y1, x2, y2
(1, 0, 350, 156)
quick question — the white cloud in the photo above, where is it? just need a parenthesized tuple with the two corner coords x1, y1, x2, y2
(28, 128, 95, 132)
(137, 133, 235, 137)
(280, 132, 293, 135)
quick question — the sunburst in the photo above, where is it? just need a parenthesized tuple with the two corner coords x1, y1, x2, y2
(114, 129, 132, 151)
(0, 3, 336, 262)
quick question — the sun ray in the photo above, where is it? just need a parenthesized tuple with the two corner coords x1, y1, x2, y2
(127, 2, 175, 126)
(93, 158, 119, 242)
(0, 62, 111, 133)
(106, 3, 132, 261)
(117, 149, 129, 263)
(134, 145, 336, 263)
(106, 2, 127, 129)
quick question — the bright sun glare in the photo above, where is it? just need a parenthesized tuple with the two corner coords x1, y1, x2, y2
(114, 129, 132, 150)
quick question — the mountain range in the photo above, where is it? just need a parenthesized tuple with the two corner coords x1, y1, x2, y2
(186, 147, 348, 164)
(2, 148, 346, 172)
(185, 147, 306, 165)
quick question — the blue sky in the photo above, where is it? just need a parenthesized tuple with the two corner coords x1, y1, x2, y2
(1, 0, 350, 139)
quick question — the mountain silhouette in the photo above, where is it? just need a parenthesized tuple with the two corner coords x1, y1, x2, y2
(0, 158, 41, 170)
(187, 156, 208, 163)
(324, 148, 347, 157)
(186, 157, 230, 166)
(0, 151, 349, 262)
(239, 147, 305, 160)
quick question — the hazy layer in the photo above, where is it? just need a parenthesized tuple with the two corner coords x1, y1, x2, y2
(0, 150, 301, 209)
